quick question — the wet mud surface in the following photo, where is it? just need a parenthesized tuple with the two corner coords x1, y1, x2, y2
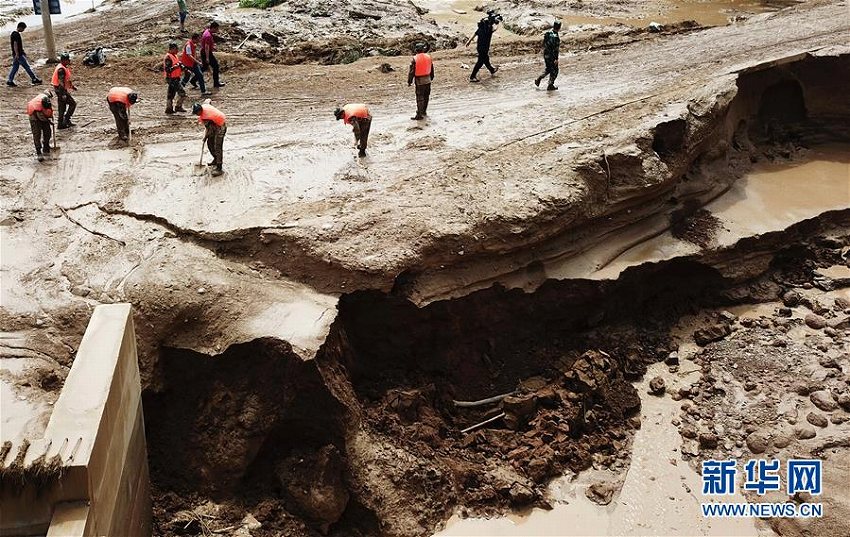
(1, 0, 850, 536)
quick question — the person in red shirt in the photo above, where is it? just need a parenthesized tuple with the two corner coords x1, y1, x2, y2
(164, 42, 186, 114)
(106, 86, 139, 142)
(192, 102, 226, 176)
(181, 33, 210, 96)
(26, 91, 53, 160)
(200, 21, 224, 88)
(334, 104, 371, 157)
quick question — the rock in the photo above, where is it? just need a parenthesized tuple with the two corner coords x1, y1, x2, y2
(810, 390, 838, 412)
(648, 376, 666, 395)
(502, 393, 538, 429)
(744, 381, 757, 391)
(699, 432, 719, 449)
(242, 513, 261, 531)
(805, 314, 827, 329)
(773, 430, 794, 448)
(278, 445, 349, 530)
(585, 481, 617, 505)
(665, 351, 679, 365)
(508, 482, 535, 506)
(197, 287, 206, 294)
(794, 423, 818, 440)
(693, 322, 732, 346)
(806, 412, 828, 428)
(746, 431, 770, 454)
(835, 297, 850, 310)
(831, 413, 849, 425)
(778, 307, 793, 317)
(838, 393, 850, 411)
(828, 316, 850, 330)
(793, 491, 814, 503)
(628, 415, 642, 429)
(782, 289, 803, 307)
(819, 356, 840, 369)
(681, 425, 697, 439)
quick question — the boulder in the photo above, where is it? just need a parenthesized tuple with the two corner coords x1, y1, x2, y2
(810, 390, 838, 412)
(806, 412, 828, 428)
(746, 430, 770, 454)
(648, 376, 666, 395)
(805, 314, 827, 330)
(693, 323, 731, 346)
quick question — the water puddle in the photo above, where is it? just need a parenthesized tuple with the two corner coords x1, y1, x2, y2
(435, 359, 759, 536)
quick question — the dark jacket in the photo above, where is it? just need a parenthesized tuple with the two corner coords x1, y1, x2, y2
(543, 30, 560, 59)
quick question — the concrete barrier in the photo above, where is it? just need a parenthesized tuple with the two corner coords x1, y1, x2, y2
(0, 304, 151, 537)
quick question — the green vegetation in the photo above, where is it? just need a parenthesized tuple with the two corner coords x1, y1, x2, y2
(238, 0, 283, 8)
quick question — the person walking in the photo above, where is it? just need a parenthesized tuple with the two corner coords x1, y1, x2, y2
(51, 53, 77, 128)
(201, 21, 224, 88)
(164, 42, 186, 114)
(192, 102, 226, 176)
(534, 20, 561, 91)
(106, 86, 138, 142)
(177, 0, 188, 33)
(407, 43, 434, 120)
(334, 103, 371, 158)
(181, 33, 210, 95)
(7, 22, 42, 87)
(26, 91, 53, 161)
(466, 10, 501, 83)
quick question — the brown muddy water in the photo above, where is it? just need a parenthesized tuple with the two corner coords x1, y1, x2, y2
(590, 145, 850, 280)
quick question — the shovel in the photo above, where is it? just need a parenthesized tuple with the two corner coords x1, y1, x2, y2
(50, 121, 59, 152)
(194, 135, 208, 172)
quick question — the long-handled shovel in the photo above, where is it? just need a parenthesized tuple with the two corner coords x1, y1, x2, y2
(194, 135, 208, 173)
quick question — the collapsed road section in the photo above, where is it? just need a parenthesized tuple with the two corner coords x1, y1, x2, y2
(1, 2, 849, 537)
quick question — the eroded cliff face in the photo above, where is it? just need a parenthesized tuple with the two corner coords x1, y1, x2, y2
(2, 3, 849, 535)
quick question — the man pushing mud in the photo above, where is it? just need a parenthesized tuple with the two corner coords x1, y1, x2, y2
(26, 91, 53, 161)
(193, 101, 226, 176)
(334, 103, 371, 157)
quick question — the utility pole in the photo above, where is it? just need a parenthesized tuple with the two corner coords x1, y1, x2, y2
(39, 0, 57, 62)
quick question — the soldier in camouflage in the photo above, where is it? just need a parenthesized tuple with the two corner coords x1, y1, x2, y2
(534, 20, 561, 91)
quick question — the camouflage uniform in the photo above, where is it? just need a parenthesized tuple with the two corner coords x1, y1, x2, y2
(535, 29, 560, 89)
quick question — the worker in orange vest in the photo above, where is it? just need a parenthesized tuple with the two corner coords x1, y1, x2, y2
(192, 102, 226, 176)
(334, 103, 371, 157)
(407, 43, 434, 120)
(164, 42, 186, 114)
(106, 87, 139, 142)
(51, 52, 77, 129)
(26, 91, 53, 161)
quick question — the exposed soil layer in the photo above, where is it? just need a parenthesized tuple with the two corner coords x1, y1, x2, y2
(2, 2, 849, 536)
(143, 208, 850, 536)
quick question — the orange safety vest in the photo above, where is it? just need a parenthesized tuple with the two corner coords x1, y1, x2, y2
(198, 104, 226, 126)
(51, 64, 72, 90)
(180, 40, 197, 67)
(164, 52, 182, 79)
(107, 86, 134, 107)
(26, 94, 53, 118)
(413, 53, 432, 77)
(342, 103, 369, 124)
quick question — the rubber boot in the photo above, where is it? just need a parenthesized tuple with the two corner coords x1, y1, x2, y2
(358, 149, 366, 158)
(174, 94, 186, 113)
(165, 99, 175, 114)
(37, 151, 44, 162)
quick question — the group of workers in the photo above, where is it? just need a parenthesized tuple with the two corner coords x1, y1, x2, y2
(16, 11, 562, 172)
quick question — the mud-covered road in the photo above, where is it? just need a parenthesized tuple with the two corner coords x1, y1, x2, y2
(2, 0, 850, 536)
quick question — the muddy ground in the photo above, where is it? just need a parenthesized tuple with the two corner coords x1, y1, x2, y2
(1, 0, 849, 536)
